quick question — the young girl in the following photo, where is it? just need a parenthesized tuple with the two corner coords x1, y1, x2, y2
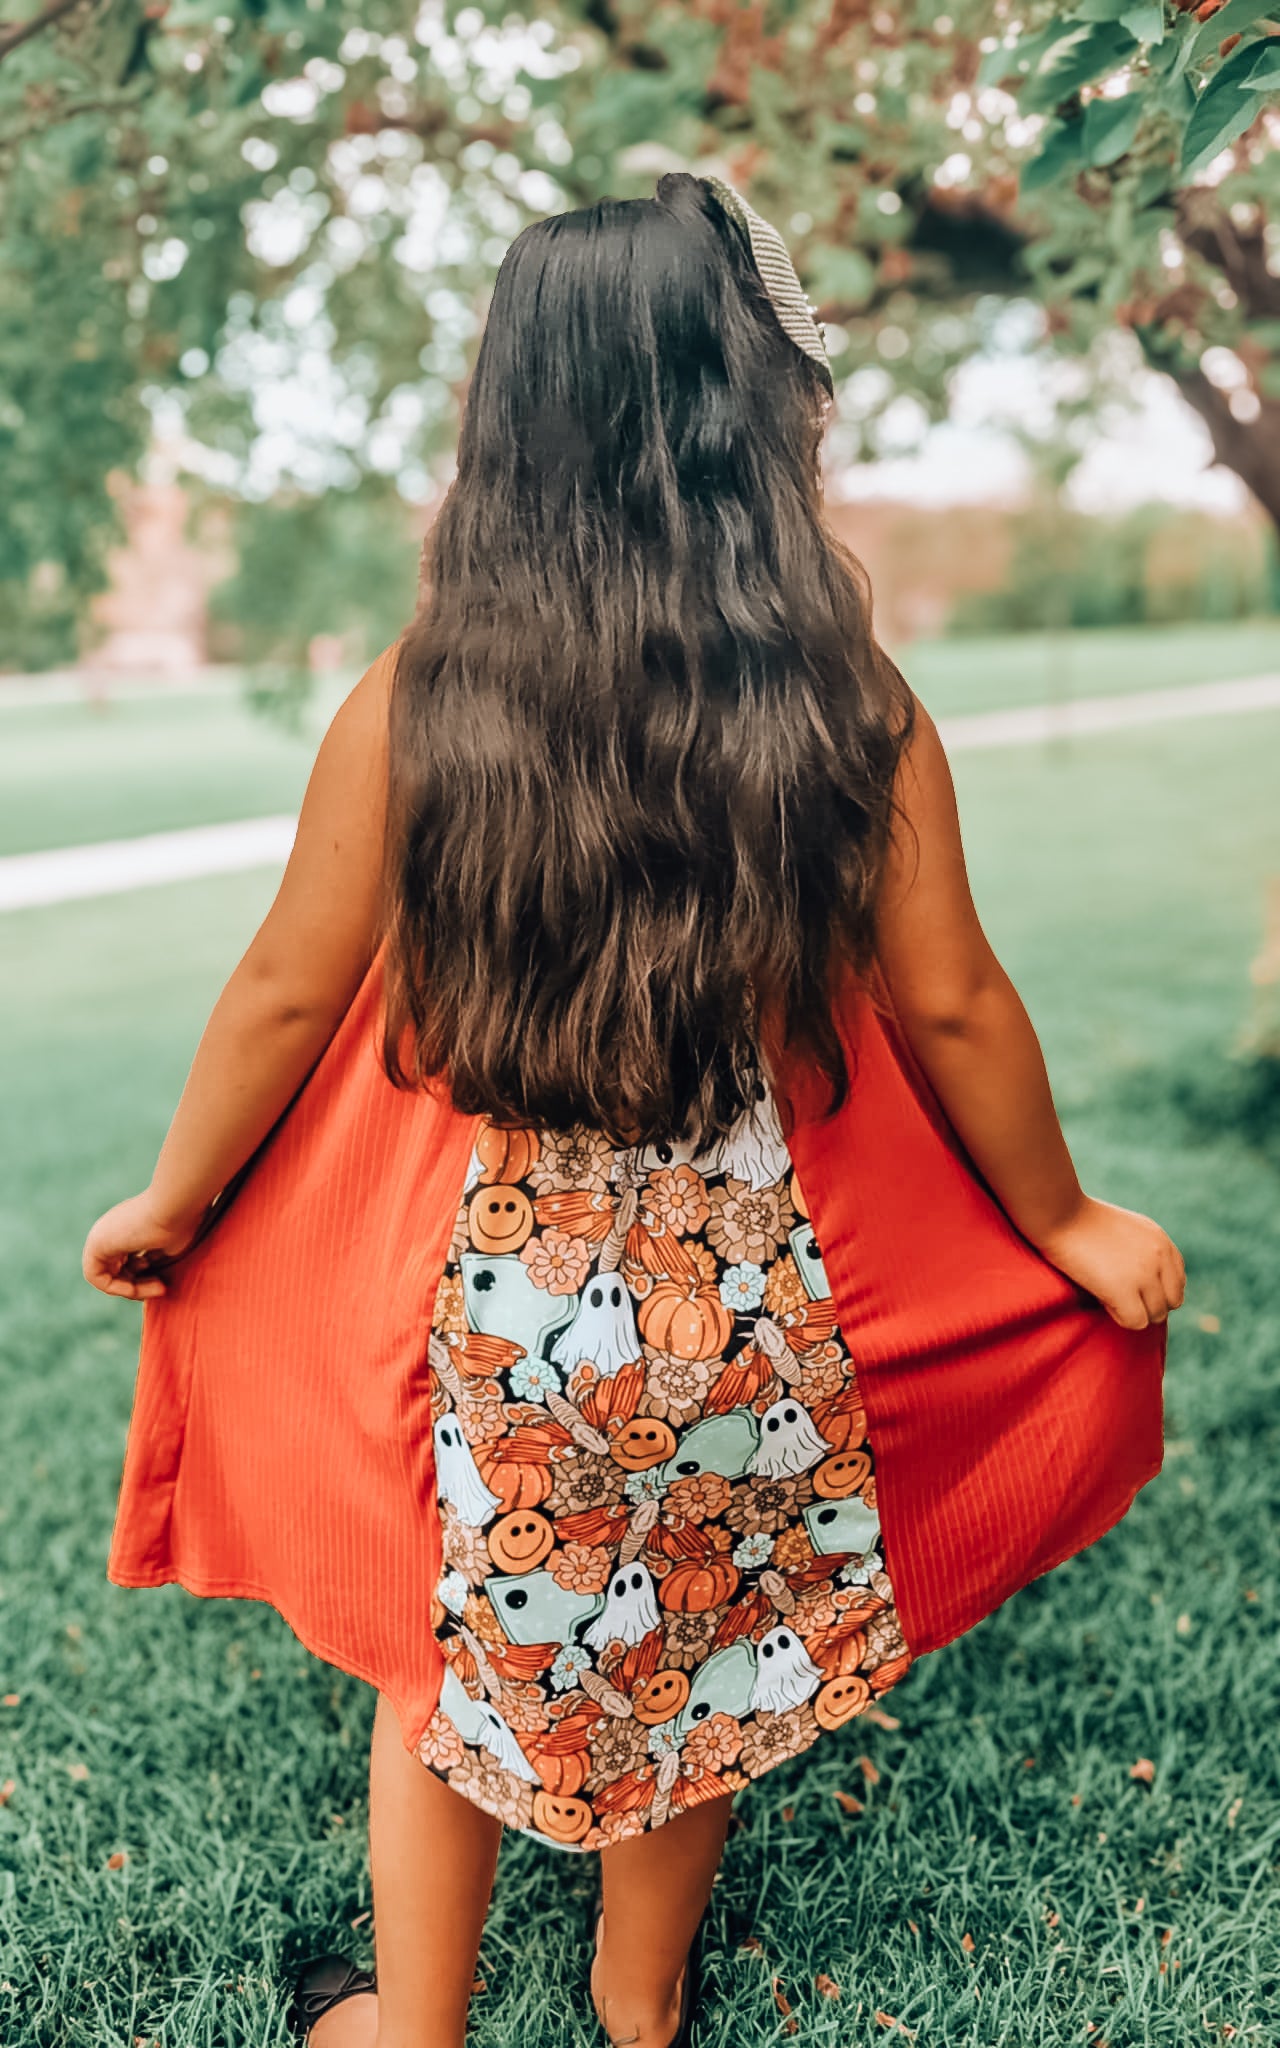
(84, 173, 1183, 2048)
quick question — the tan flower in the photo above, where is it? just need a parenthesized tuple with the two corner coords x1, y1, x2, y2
(433, 1272, 469, 1339)
(706, 1181, 792, 1266)
(548, 1541, 613, 1594)
(866, 1612, 907, 1665)
(416, 1716, 465, 1772)
(645, 1165, 710, 1236)
(791, 1585, 840, 1633)
(771, 1526, 814, 1572)
(447, 1196, 473, 1262)
(546, 1452, 628, 1516)
(520, 1229, 593, 1295)
(681, 1712, 743, 1774)
(529, 1128, 615, 1195)
(738, 1702, 819, 1778)
(598, 1807, 649, 1844)
(661, 1609, 720, 1670)
(643, 1350, 717, 1424)
(795, 1340, 847, 1403)
(448, 1749, 535, 1831)
(454, 1378, 505, 1439)
(463, 1592, 508, 1649)
(497, 1681, 551, 1735)
(763, 1255, 808, 1317)
(441, 1507, 495, 1585)
(665, 1472, 731, 1524)
(723, 1473, 813, 1537)
(584, 1715, 651, 1790)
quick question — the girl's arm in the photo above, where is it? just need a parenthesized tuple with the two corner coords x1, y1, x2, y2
(82, 645, 397, 1300)
(874, 697, 1184, 1331)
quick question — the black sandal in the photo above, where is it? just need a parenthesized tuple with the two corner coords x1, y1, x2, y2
(287, 1951, 377, 2040)
(590, 1885, 701, 2048)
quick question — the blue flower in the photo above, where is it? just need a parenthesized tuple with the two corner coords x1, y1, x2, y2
(719, 1261, 766, 1312)
(732, 1532, 774, 1570)
(624, 1467, 668, 1504)
(509, 1355, 564, 1403)
(647, 1723, 684, 1761)
(550, 1643, 594, 1693)
(437, 1570, 469, 1616)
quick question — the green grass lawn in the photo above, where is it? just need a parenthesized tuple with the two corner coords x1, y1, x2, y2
(0, 702, 1278, 2044)
(2, 618, 1279, 857)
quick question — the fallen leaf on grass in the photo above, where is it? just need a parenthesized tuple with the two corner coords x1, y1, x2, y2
(1, 1696, 19, 1709)
(739, 1936, 763, 1954)
(907, 1920, 919, 1937)
(781, 1805, 794, 1822)
(349, 1910, 370, 1930)
(867, 1707, 900, 1730)
(833, 1790, 864, 1815)
(1129, 1758, 1156, 1784)
(875, 2013, 916, 2039)
(68, 1763, 89, 1782)
(106, 1851, 127, 1870)
(1175, 1613, 1192, 1636)
(471, 1977, 487, 1995)
(0, 1780, 14, 1807)
(961, 1933, 975, 1954)
(1226, 1796, 1242, 1829)
(815, 1973, 840, 2000)
(772, 1976, 798, 2035)
(858, 1755, 881, 1785)
(1196, 1313, 1220, 1333)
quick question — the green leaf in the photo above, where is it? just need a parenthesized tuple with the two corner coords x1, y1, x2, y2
(1019, 23, 1140, 113)
(977, 18, 1080, 89)
(1083, 91, 1144, 164)
(1020, 118, 1086, 194)
(1119, 2, 1164, 43)
(1180, 38, 1278, 175)
(1190, 0, 1279, 60)
(804, 245, 876, 309)
(1240, 42, 1280, 86)
(1073, 0, 1132, 19)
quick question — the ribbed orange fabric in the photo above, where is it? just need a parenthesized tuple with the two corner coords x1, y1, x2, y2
(108, 953, 1165, 1749)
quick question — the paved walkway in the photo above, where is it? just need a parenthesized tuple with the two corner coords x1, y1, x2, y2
(2, 672, 1277, 914)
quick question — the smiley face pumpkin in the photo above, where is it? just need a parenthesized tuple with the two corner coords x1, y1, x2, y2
(813, 1672, 872, 1730)
(631, 1667, 691, 1726)
(487, 1509, 555, 1575)
(531, 1789, 593, 1844)
(610, 1417, 677, 1472)
(468, 1186, 534, 1255)
(812, 1450, 873, 1500)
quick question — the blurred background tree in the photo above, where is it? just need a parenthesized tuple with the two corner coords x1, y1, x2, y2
(1, 0, 1277, 664)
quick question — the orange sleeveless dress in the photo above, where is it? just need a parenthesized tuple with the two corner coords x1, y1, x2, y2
(107, 947, 1165, 1842)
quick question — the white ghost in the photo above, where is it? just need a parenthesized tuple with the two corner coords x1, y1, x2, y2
(710, 1085, 790, 1189)
(433, 1415, 502, 1527)
(749, 1625, 825, 1713)
(550, 1272, 641, 1376)
(752, 1397, 829, 1478)
(460, 1140, 486, 1194)
(438, 1667, 540, 1781)
(583, 1560, 661, 1650)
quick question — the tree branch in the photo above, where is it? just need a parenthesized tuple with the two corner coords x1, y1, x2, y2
(0, 0, 89, 66)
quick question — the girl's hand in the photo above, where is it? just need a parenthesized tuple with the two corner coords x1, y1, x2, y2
(1036, 1195, 1186, 1330)
(81, 1191, 206, 1300)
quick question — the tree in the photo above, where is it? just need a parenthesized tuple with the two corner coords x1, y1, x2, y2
(1, 0, 1277, 654)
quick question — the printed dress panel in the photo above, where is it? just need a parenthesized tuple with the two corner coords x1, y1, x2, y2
(416, 1085, 909, 1850)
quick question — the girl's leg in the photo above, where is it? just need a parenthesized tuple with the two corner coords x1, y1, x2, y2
(591, 1794, 735, 2048)
(312, 1693, 503, 2048)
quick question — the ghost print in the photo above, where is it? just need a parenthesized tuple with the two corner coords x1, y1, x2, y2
(711, 1084, 791, 1190)
(749, 1626, 825, 1713)
(752, 1397, 829, 1478)
(433, 1415, 502, 1526)
(550, 1273, 641, 1377)
(583, 1561, 661, 1650)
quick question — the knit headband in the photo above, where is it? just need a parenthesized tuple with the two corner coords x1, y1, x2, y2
(702, 174, 832, 387)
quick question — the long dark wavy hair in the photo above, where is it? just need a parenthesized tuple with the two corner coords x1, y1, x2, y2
(382, 171, 913, 1149)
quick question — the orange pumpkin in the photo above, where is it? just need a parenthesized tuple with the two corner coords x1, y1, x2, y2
(638, 1280, 733, 1361)
(816, 1627, 867, 1677)
(524, 1727, 593, 1796)
(812, 1384, 867, 1453)
(657, 1556, 740, 1613)
(476, 1443, 553, 1511)
(476, 1123, 540, 1184)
